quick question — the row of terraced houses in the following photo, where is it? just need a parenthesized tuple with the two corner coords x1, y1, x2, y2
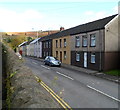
(18, 14, 119, 71)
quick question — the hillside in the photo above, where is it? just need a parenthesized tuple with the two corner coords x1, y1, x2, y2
(6, 30, 59, 38)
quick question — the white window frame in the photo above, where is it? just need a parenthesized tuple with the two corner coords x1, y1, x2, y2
(91, 53, 95, 63)
(76, 53, 80, 61)
(82, 36, 87, 47)
(90, 34, 96, 47)
(75, 36, 80, 47)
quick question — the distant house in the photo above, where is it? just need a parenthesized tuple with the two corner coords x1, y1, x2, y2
(27, 38, 42, 58)
(18, 41, 27, 56)
(40, 34, 54, 58)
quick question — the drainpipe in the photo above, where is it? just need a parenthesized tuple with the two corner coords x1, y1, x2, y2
(99, 30, 102, 71)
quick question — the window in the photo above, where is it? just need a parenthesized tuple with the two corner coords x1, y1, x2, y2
(56, 51, 58, 58)
(60, 39, 62, 48)
(44, 42, 46, 48)
(46, 41, 48, 48)
(75, 36, 80, 47)
(64, 51, 67, 59)
(56, 40, 58, 48)
(91, 53, 95, 63)
(46, 52, 48, 56)
(82, 36, 87, 47)
(44, 52, 46, 57)
(90, 34, 96, 47)
(64, 39, 66, 47)
(76, 53, 80, 61)
(49, 41, 51, 48)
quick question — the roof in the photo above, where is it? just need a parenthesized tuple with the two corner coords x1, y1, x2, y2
(40, 14, 117, 41)
(30, 38, 41, 44)
(18, 41, 27, 47)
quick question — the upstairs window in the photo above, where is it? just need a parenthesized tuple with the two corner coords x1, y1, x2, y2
(75, 36, 80, 47)
(64, 39, 66, 47)
(90, 34, 96, 47)
(44, 42, 46, 48)
(60, 39, 62, 48)
(82, 35, 87, 47)
(91, 53, 95, 63)
(46, 41, 48, 48)
(56, 40, 58, 48)
(49, 41, 51, 48)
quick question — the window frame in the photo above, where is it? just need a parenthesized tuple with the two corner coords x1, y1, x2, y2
(64, 51, 67, 59)
(56, 51, 58, 59)
(75, 36, 80, 47)
(56, 40, 58, 48)
(60, 39, 62, 48)
(91, 53, 96, 63)
(90, 34, 96, 47)
(82, 35, 87, 47)
(76, 52, 80, 62)
(64, 39, 67, 47)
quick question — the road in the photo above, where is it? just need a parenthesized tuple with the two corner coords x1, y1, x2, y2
(24, 57, 119, 108)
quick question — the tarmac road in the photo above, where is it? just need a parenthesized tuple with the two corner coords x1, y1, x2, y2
(24, 57, 119, 108)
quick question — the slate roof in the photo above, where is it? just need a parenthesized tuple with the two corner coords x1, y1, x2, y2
(18, 41, 27, 47)
(30, 38, 41, 44)
(40, 14, 117, 41)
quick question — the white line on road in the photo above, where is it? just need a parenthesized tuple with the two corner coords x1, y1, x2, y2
(56, 71, 74, 80)
(41, 65, 50, 70)
(87, 85, 120, 102)
(32, 62, 37, 64)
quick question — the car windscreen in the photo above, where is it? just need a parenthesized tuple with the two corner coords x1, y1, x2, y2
(49, 57, 56, 61)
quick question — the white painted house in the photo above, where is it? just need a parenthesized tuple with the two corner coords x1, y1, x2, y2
(27, 38, 42, 58)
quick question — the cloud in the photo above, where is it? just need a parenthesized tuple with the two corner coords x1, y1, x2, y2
(83, 11, 109, 23)
(0, 8, 44, 32)
(113, 6, 118, 13)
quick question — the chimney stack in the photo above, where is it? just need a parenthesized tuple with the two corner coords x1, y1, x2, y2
(60, 27, 64, 31)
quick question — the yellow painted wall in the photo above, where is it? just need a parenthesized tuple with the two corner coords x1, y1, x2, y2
(52, 36, 71, 64)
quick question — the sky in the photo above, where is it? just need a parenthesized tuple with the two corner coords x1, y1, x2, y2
(0, 0, 119, 32)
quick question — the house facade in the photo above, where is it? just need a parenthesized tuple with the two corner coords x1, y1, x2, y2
(27, 38, 42, 58)
(104, 15, 119, 70)
(52, 35, 71, 64)
(41, 39, 52, 58)
(71, 30, 105, 71)
(70, 14, 118, 71)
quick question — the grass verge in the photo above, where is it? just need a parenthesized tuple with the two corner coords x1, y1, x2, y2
(105, 69, 120, 76)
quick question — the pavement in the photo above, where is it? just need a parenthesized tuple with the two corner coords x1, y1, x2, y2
(27, 56, 120, 84)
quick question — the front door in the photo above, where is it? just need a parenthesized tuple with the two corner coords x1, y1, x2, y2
(60, 52, 62, 62)
(84, 52, 87, 68)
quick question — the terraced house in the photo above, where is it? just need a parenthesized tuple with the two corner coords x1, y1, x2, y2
(37, 14, 119, 71)
(70, 14, 119, 71)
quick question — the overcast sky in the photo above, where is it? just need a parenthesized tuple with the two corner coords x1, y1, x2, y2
(0, 0, 119, 32)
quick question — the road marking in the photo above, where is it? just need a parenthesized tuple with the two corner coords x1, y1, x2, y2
(32, 61, 37, 64)
(56, 71, 74, 80)
(41, 65, 50, 70)
(34, 75, 72, 110)
(87, 85, 120, 102)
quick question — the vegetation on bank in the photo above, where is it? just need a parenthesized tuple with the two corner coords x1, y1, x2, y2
(1, 33, 34, 51)
(105, 69, 120, 76)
